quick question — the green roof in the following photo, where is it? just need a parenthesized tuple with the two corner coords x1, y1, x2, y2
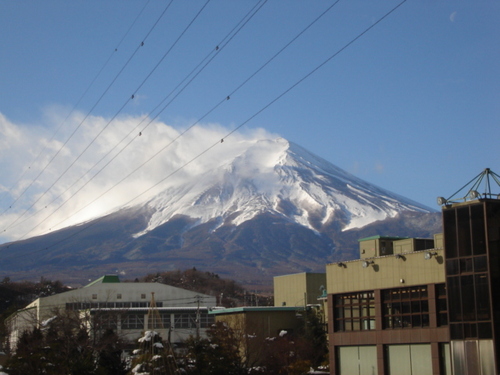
(84, 275, 120, 288)
(358, 235, 409, 242)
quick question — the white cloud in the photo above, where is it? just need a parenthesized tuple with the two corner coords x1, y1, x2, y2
(0, 110, 276, 243)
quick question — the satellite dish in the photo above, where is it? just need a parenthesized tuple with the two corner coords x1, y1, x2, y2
(437, 197, 447, 205)
(469, 190, 480, 199)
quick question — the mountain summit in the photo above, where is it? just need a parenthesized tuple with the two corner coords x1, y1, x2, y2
(137, 137, 432, 236)
(0, 136, 440, 287)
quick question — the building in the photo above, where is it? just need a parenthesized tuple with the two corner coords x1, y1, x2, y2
(274, 272, 326, 308)
(441, 197, 500, 374)
(274, 272, 327, 332)
(326, 234, 448, 375)
(6, 275, 217, 350)
(210, 306, 307, 366)
(324, 168, 500, 375)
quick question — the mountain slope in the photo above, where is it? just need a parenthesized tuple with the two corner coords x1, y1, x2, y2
(138, 138, 432, 236)
(0, 137, 441, 287)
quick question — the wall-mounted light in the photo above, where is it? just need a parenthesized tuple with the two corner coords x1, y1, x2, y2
(395, 254, 404, 260)
(337, 262, 346, 268)
(437, 196, 447, 206)
(362, 260, 374, 268)
(424, 251, 438, 260)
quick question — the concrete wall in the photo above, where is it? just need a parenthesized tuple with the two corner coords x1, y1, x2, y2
(274, 273, 326, 307)
(326, 249, 445, 294)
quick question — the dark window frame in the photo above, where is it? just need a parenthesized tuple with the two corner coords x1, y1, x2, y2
(382, 285, 430, 329)
(333, 291, 375, 332)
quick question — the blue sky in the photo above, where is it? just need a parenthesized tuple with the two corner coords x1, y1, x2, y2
(0, 0, 499, 242)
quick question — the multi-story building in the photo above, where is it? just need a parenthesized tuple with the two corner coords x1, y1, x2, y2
(6, 275, 217, 350)
(326, 234, 448, 374)
(441, 197, 500, 374)
(325, 168, 500, 375)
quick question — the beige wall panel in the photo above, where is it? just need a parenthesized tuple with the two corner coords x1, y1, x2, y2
(274, 273, 325, 307)
(326, 250, 445, 294)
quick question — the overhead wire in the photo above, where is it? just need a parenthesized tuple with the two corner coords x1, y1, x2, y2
(7, 0, 267, 240)
(0, 0, 408, 258)
(0, 0, 152, 214)
(3, 0, 209, 233)
(0, 0, 175, 231)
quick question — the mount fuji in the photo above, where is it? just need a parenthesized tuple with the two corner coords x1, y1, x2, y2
(0, 137, 441, 288)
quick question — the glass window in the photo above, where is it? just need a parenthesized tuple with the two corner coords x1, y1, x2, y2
(474, 256, 487, 273)
(461, 275, 476, 321)
(470, 204, 486, 255)
(382, 285, 429, 329)
(447, 276, 462, 322)
(174, 313, 197, 329)
(478, 322, 493, 339)
(459, 258, 473, 274)
(443, 209, 457, 258)
(475, 273, 491, 320)
(122, 313, 144, 329)
(457, 207, 472, 257)
(450, 323, 464, 340)
(334, 291, 375, 332)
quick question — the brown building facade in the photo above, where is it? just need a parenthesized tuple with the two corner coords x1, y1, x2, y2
(326, 235, 450, 375)
(326, 196, 500, 374)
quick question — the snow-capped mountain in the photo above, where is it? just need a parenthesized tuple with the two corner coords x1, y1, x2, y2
(0, 137, 440, 287)
(137, 137, 431, 237)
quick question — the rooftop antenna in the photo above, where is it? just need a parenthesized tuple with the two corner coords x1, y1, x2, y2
(437, 168, 500, 206)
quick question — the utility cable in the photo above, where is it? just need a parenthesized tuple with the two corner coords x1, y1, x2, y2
(6, 0, 266, 237)
(9, 0, 336, 240)
(0, 0, 152, 214)
(0, 0, 174, 230)
(2, 0, 407, 256)
(2, 0, 212, 232)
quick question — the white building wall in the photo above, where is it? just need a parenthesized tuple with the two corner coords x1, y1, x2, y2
(7, 278, 217, 350)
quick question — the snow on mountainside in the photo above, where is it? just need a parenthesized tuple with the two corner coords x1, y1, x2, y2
(135, 137, 432, 237)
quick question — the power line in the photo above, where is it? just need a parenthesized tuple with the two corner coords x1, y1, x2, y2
(0, 0, 175, 231)
(6, 0, 267, 239)
(0, 1, 153, 214)
(0, 0, 408, 258)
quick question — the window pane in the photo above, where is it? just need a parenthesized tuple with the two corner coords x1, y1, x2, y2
(474, 256, 487, 273)
(461, 275, 476, 321)
(459, 258, 473, 274)
(457, 206, 472, 256)
(470, 204, 486, 255)
(447, 276, 462, 322)
(475, 274, 491, 320)
(443, 209, 457, 258)
(446, 259, 459, 275)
